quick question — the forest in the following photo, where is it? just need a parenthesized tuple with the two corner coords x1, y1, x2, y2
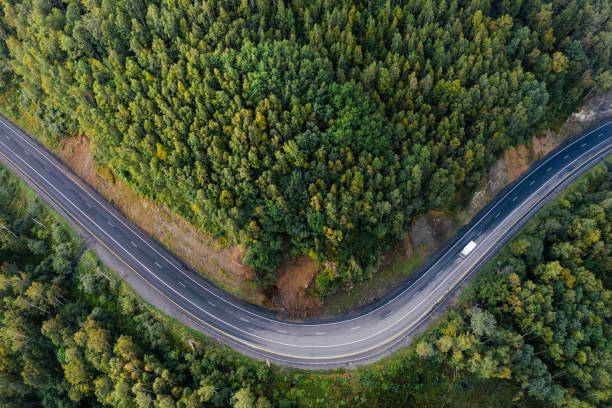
(0, 0, 610, 286)
(1, 159, 610, 407)
(406, 163, 612, 407)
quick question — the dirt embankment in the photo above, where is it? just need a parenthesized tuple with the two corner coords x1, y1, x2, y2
(465, 133, 559, 217)
(57, 135, 267, 307)
(271, 255, 322, 317)
(55, 134, 324, 317)
(421, 91, 612, 260)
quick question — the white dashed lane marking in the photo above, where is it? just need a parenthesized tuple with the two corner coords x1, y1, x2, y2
(130, 241, 137, 248)
(155, 261, 162, 268)
(179, 281, 186, 287)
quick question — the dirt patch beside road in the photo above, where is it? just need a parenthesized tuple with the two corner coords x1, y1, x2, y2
(272, 255, 322, 318)
(504, 144, 531, 183)
(532, 130, 561, 159)
(318, 90, 612, 317)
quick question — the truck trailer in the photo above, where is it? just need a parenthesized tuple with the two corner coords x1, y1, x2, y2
(460, 241, 477, 258)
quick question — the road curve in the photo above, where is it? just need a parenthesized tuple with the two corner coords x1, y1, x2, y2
(1, 114, 611, 369)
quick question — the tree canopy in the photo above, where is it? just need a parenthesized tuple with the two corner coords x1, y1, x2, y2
(0, 0, 610, 286)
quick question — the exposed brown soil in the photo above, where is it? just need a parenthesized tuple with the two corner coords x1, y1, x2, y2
(49, 133, 330, 315)
(504, 144, 531, 183)
(272, 255, 322, 318)
(504, 131, 560, 183)
(318, 90, 612, 317)
(57, 135, 268, 306)
(532, 130, 561, 159)
(467, 90, 611, 219)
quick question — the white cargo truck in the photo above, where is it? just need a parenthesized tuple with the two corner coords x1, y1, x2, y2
(459, 241, 477, 258)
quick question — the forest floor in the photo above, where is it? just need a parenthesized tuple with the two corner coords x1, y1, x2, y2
(2, 90, 610, 318)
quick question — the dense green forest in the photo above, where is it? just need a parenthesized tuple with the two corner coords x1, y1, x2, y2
(409, 163, 612, 407)
(0, 0, 610, 286)
(1, 160, 611, 407)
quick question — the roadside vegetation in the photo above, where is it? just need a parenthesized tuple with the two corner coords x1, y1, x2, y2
(1, 156, 610, 407)
(0, 0, 610, 293)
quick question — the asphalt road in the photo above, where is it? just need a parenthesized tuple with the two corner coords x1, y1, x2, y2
(1, 114, 611, 369)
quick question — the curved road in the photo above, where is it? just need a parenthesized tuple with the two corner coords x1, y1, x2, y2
(1, 114, 611, 369)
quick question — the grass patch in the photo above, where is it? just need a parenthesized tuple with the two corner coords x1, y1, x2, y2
(323, 251, 424, 315)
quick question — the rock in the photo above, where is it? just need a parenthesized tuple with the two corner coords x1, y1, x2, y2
(409, 216, 436, 255)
